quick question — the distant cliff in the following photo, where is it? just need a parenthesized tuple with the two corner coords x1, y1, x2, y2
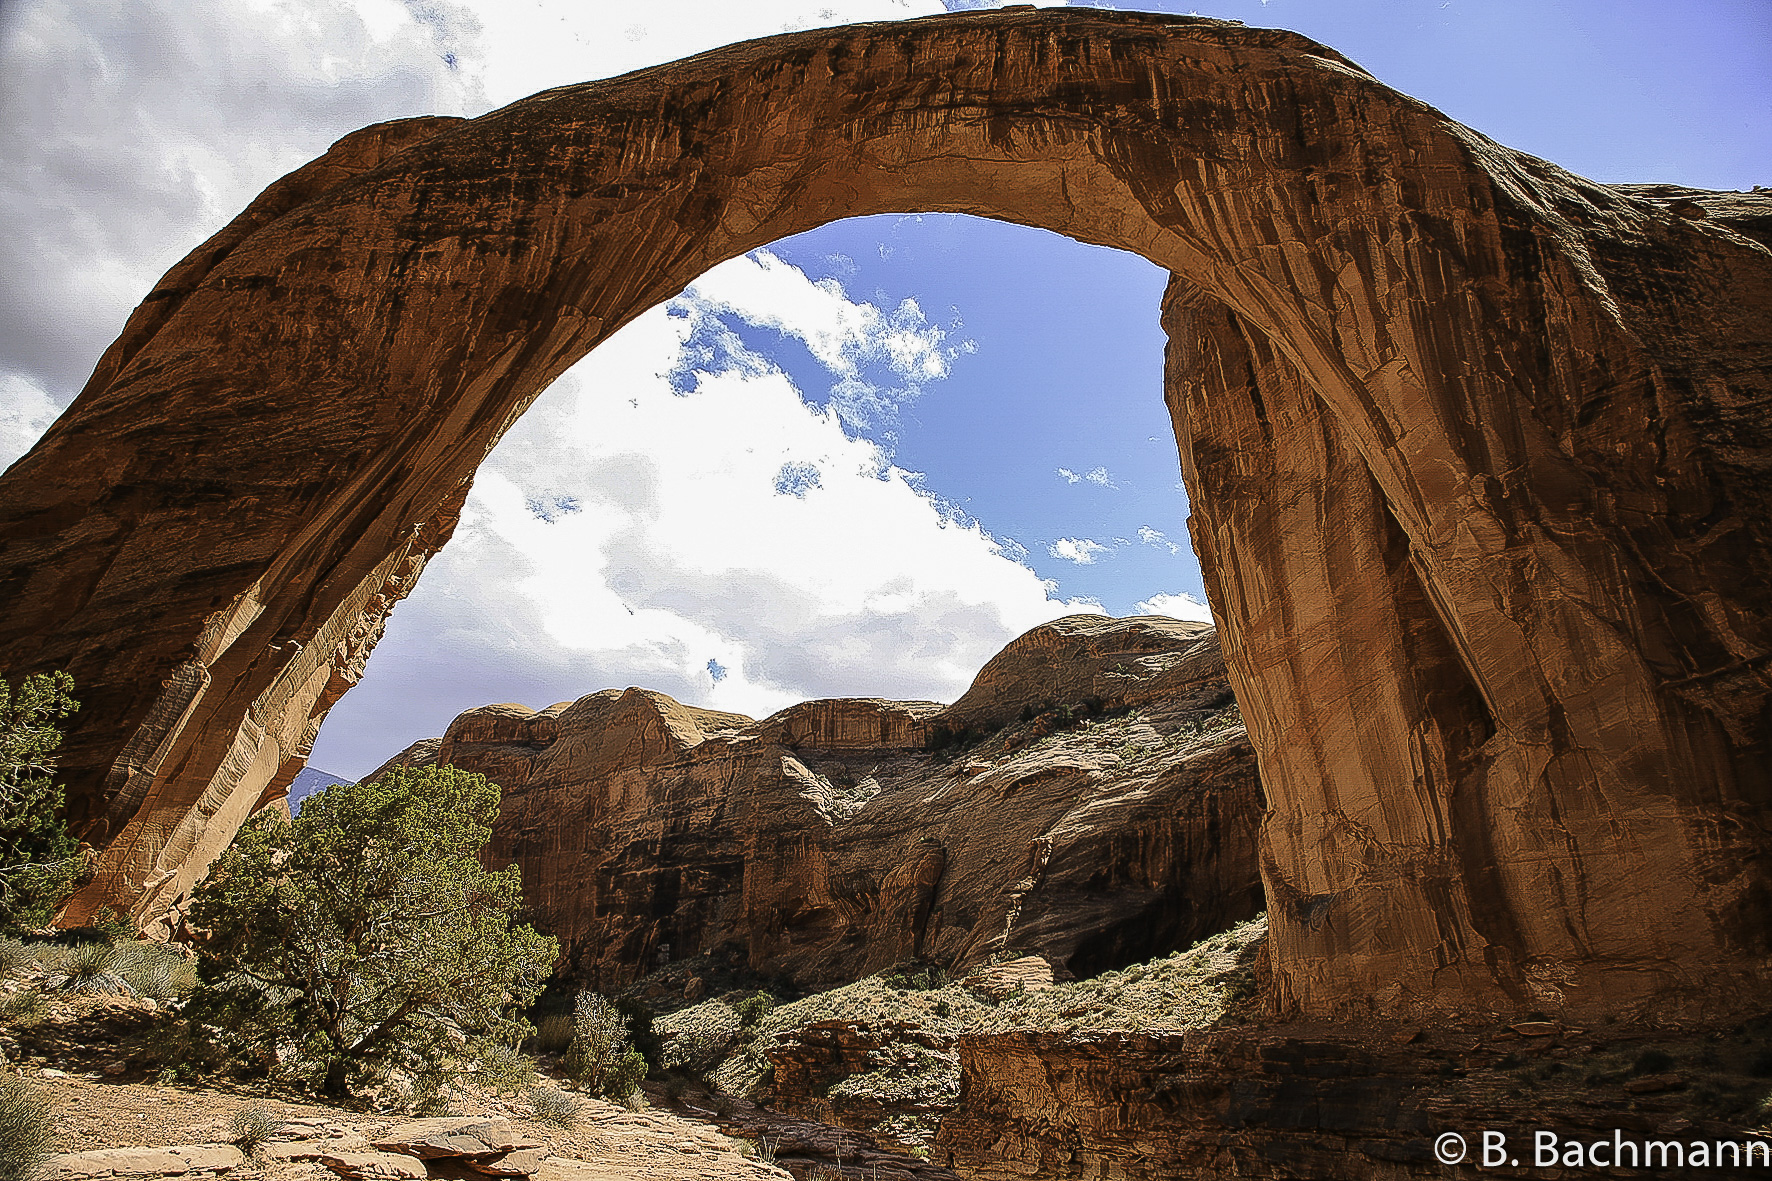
(374, 615, 1266, 989)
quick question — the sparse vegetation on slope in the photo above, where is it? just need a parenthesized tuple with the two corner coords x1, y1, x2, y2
(646, 916, 1267, 1150)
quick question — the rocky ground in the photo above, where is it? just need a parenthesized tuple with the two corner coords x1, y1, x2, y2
(5, 922, 1771, 1179)
(0, 961, 943, 1181)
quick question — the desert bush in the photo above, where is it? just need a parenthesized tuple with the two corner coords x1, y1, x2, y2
(42, 941, 133, 997)
(523, 1084, 580, 1129)
(0, 944, 30, 980)
(471, 1041, 536, 1094)
(227, 1105, 277, 1155)
(883, 964, 947, 992)
(0, 673, 83, 934)
(732, 991, 773, 1028)
(0, 1070, 51, 1181)
(563, 992, 647, 1101)
(184, 765, 558, 1097)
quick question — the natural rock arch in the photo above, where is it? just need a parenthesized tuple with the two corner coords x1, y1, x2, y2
(0, 7, 1767, 1019)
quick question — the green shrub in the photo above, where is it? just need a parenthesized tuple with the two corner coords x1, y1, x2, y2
(0, 673, 83, 934)
(1632, 1049, 1675, 1076)
(563, 992, 648, 1101)
(732, 992, 773, 1029)
(0, 1071, 51, 1181)
(472, 1041, 536, 1095)
(183, 765, 558, 1097)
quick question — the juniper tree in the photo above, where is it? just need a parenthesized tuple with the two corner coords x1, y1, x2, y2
(185, 764, 558, 1097)
(0, 671, 81, 932)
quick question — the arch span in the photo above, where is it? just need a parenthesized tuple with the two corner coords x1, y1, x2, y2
(1, 7, 1768, 1018)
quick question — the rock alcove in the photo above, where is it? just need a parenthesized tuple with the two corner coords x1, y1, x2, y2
(0, 7, 1768, 1021)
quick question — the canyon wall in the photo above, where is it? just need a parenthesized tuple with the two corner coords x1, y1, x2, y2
(0, 8, 1765, 1018)
(379, 615, 1264, 990)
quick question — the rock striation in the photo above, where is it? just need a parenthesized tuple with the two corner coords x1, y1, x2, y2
(934, 1022, 1772, 1178)
(0, 7, 1766, 1020)
(382, 615, 1265, 990)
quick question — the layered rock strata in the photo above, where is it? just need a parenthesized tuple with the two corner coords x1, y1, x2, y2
(384, 615, 1265, 989)
(935, 1023, 1772, 1179)
(0, 7, 1765, 1019)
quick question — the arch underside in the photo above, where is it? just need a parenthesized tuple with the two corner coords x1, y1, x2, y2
(0, 7, 1768, 1018)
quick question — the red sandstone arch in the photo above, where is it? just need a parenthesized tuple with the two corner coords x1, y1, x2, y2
(0, 8, 1768, 1019)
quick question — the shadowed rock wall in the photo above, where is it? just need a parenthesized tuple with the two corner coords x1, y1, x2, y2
(0, 8, 1766, 1018)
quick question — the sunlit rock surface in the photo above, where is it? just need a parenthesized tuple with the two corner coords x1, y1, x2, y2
(379, 615, 1265, 990)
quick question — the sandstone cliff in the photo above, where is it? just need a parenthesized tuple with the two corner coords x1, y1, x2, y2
(0, 6, 1766, 1022)
(375, 614, 1264, 990)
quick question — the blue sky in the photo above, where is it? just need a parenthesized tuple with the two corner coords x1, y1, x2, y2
(0, 0, 1765, 776)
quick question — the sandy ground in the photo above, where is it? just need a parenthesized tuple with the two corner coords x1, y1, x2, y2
(28, 1070, 792, 1181)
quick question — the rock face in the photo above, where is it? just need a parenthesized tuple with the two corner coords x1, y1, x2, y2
(934, 1024, 1772, 1179)
(388, 615, 1264, 989)
(0, 8, 1767, 1019)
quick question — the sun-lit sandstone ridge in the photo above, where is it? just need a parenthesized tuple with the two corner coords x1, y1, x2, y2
(0, 8, 1767, 1021)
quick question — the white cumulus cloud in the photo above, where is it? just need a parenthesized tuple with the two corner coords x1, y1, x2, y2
(1137, 525, 1182, 554)
(1048, 537, 1109, 565)
(1135, 591, 1214, 623)
(1056, 465, 1115, 488)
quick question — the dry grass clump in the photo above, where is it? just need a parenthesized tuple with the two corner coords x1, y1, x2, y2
(0, 1070, 51, 1181)
(522, 1084, 581, 1129)
(41, 942, 133, 998)
(113, 944, 197, 1003)
(0, 990, 47, 1029)
(529, 1012, 575, 1055)
(227, 1105, 278, 1155)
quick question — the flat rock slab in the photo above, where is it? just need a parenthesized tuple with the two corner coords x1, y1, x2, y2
(42, 1146, 245, 1180)
(320, 1151, 429, 1180)
(374, 1119, 539, 1160)
(461, 1150, 545, 1177)
(263, 1134, 370, 1161)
